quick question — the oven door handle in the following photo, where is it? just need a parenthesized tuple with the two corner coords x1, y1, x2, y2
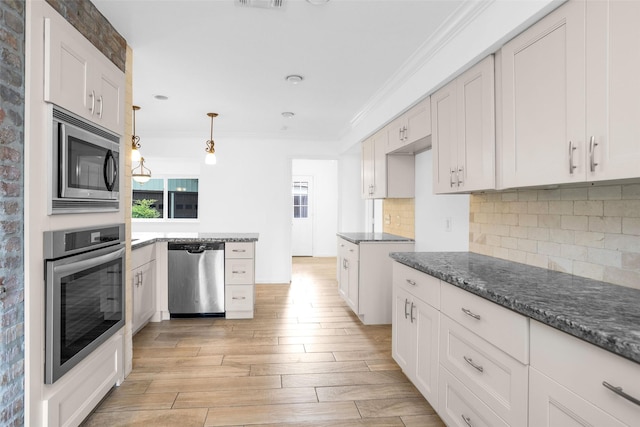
(53, 246, 125, 276)
(103, 149, 117, 192)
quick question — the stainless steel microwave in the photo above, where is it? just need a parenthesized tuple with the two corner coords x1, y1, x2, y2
(51, 107, 120, 213)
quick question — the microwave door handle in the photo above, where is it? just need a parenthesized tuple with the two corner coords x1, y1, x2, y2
(52, 246, 125, 277)
(103, 149, 117, 192)
(58, 123, 69, 197)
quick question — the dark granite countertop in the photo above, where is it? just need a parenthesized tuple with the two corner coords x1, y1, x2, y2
(337, 232, 415, 244)
(390, 251, 640, 365)
(132, 232, 258, 250)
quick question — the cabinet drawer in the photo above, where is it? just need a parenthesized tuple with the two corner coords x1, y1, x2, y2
(225, 258, 254, 284)
(531, 321, 640, 426)
(440, 314, 528, 426)
(225, 284, 254, 312)
(225, 242, 254, 259)
(393, 262, 440, 309)
(440, 283, 529, 363)
(338, 238, 359, 258)
(132, 244, 155, 269)
(438, 365, 509, 427)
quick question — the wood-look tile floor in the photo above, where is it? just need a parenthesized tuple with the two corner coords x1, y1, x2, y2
(81, 257, 445, 427)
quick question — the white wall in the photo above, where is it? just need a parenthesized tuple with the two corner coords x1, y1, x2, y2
(414, 150, 469, 251)
(132, 136, 338, 284)
(292, 159, 338, 257)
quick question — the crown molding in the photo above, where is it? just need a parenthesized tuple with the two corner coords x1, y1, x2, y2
(347, 0, 495, 132)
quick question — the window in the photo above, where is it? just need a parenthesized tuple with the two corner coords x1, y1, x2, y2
(292, 181, 309, 219)
(132, 178, 199, 219)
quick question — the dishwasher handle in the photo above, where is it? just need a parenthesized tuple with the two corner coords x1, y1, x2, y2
(187, 245, 206, 254)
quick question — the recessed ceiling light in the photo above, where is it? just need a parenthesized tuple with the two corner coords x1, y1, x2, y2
(282, 112, 295, 118)
(285, 75, 304, 84)
(154, 94, 169, 101)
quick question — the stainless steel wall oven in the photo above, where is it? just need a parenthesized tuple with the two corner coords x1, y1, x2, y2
(44, 224, 125, 384)
(51, 106, 120, 213)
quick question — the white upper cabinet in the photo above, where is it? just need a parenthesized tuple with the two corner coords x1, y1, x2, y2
(586, 0, 640, 181)
(500, 0, 640, 188)
(44, 14, 125, 134)
(361, 129, 414, 199)
(433, 55, 495, 194)
(500, 0, 586, 188)
(386, 97, 432, 154)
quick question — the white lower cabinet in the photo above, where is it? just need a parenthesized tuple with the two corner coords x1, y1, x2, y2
(224, 242, 255, 319)
(339, 239, 414, 324)
(131, 244, 156, 334)
(529, 321, 640, 427)
(392, 279, 440, 407)
(392, 263, 640, 427)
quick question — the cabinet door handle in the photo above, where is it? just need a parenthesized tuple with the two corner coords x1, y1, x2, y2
(461, 307, 481, 320)
(89, 90, 96, 115)
(410, 302, 415, 323)
(589, 136, 599, 172)
(232, 296, 246, 300)
(232, 270, 246, 274)
(449, 168, 456, 188)
(602, 381, 640, 406)
(97, 94, 104, 118)
(463, 356, 484, 373)
(569, 140, 577, 174)
(457, 167, 464, 187)
(461, 414, 473, 427)
(404, 298, 410, 319)
(232, 249, 246, 253)
(406, 279, 416, 286)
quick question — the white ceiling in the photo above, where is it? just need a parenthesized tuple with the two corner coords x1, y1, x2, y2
(93, 0, 469, 141)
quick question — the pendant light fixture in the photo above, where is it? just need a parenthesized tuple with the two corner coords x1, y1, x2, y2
(205, 112, 218, 165)
(132, 157, 152, 183)
(131, 105, 142, 162)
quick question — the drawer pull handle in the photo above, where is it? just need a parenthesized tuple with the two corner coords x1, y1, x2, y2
(232, 296, 246, 300)
(461, 414, 473, 427)
(463, 356, 484, 373)
(232, 249, 246, 253)
(461, 307, 481, 320)
(602, 381, 640, 406)
(406, 279, 416, 286)
(232, 270, 246, 274)
(404, 299, 410, 319)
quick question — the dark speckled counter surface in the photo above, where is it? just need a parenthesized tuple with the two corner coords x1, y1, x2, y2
(337, 232, 414, 244)
(390, 251, 640, 365)
(132, 232, 258, 250)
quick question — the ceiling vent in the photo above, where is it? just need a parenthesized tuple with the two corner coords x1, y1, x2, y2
(236, 0, 285, 9)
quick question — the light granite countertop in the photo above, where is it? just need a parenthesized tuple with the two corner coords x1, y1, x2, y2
(131, 232, 259, 250)
(337, 232, 415, 244)
(390, 251, 640, 365)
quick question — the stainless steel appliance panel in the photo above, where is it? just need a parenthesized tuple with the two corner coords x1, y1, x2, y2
(168, 242, 225, 316)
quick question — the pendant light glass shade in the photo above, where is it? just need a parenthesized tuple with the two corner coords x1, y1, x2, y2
(205, 112, 218, 165)
(132, 157, 152, 183)
(131, 105, 142, 162)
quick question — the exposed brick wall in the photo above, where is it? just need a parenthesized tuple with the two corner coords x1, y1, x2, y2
(469, 185, 640, 290)
(0, 0, 25, 425)
(45, 0, 126, 71)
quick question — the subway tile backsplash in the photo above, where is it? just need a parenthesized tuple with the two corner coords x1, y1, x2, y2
(469, 184, 640, 290)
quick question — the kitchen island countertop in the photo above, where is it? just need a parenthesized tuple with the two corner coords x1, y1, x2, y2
(132, 232, 259, 250)
(337, 232, 414, 244)
(390, 251, 640, 365)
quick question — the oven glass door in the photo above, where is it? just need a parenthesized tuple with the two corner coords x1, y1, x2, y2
(45, 244, 125, 384)
(59, 121, 119, 200)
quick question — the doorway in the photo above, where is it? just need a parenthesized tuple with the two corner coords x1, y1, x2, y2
(291, 159, 338, 258)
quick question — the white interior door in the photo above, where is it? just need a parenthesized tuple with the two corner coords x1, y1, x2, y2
(292, 176, 313, 256)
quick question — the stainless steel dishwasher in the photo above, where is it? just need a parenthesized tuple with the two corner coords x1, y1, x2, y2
(168, 241, 224, 316)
